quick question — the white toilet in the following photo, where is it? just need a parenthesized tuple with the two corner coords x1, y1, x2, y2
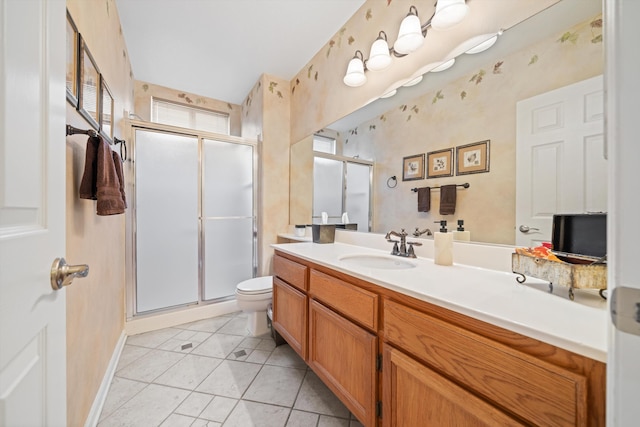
(235, 276, 273, 336)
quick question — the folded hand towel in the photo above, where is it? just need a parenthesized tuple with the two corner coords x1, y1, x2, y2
(112, 151, 127, 208)
(79, 135, 126, 215)
(95, 136, 126, 215)
(439, 184, 457, 215)
(417, 187, 431, 212)
(79, 136, 99, 200)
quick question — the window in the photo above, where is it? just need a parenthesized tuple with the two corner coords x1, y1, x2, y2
(313, 134, 336, 154)
(152, 98, 230, 134)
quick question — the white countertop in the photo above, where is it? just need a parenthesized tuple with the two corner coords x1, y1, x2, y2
(271, 241, 608, 363)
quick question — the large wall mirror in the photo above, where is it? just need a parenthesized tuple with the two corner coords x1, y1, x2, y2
(290, 0, 604, 246)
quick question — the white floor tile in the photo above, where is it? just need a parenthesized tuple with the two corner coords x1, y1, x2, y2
(244, 365, 305, 407)
(245, 349, 272, 364)
(191, 419, 221, 427)
(294, 371, 350, 419)
(199, 395, 238, 422)
(115, 345, 152, 372)
(98, 384, 189, 427)
(116, 349, 185, 383)
(217, 317, 251, 336)
(154, 354, 223, 390)
(195, 359, 261, 398)
(265, 345, 306, 369)
(182, 316, 232, 333)
(223, 400, 290, 427)
(286, 410, 319, 427)
(159, 413, 195, 427)
(318, 415, 350, 427)
(126, 328, 182, 349)
(174, 392, 214, 418)
(98, 377, 147, 422)
(190, 333, 245, 359)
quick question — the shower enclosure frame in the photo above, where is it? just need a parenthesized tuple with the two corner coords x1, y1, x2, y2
(124, 120, 258, 319)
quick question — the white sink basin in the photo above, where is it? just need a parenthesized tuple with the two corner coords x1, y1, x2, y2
(338, 254, 416, 270)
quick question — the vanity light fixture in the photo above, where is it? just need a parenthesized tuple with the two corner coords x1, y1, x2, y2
(402, 75, 423, 87)
(343, 50, 367, 87)
(367, 31, 392, 71)
(395, 6, 425, 55)
(380, 89, 397, 98)
(343, 1, 470, 87)
(465, 31, 503, 54)
(430, 0, 469, 30)
(430, 58, 456, 72)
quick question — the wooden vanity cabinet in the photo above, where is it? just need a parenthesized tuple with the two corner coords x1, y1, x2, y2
(383, 298, 591, 426)
(309, 300, 377, 427)
(271, 251, 605, 427)
(308, 270, 379, 427)
(272, 254, 308, 359)
(382, 344, 525, 427)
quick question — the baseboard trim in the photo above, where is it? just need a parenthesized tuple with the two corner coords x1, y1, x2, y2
(84, 331, 127, 427)
(125, 299, 240, 336)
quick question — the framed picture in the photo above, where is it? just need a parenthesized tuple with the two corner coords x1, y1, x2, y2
(66, 10, 79, 107)
(456, 140, 490, 175)
(402, 154, 425, 181)
(100, 77, 114, 141)
(426, 148, 454, 178)
(78, 36, 100, 130)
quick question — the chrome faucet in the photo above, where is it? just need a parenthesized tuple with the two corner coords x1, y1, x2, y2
(413, 227, 432, 237)
(385, 229, 422, 258)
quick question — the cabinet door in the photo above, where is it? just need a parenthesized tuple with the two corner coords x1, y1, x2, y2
(309, 300, 377, 427)
(382, 345, 525, 427)
(273, 278, 307, 359)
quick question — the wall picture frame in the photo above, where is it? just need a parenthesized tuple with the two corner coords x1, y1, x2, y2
(402, 154, 425, 181)
(100, 77, 114, 141)
(78, 35, 100, 130)
(456, 140, 490, 175)
(426, 148, 454, 178)
(66, 10, 79, 107)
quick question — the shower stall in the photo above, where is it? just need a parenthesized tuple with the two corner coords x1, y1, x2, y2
(127, 124, 257, 317)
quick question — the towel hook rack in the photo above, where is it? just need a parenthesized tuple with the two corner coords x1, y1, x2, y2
(113, 137, 127, 161)
(411, 183, 469, 192)
(66, 124, 98, 139)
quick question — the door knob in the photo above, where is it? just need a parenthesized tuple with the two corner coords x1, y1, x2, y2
(50, 257, 89, 290)
(519, 225, 540, 233)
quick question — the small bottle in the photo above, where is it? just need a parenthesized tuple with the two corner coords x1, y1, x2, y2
(452, 219, 471, 241)
(433, 220, 453, 266)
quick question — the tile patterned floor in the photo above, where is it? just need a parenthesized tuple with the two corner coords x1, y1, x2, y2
(98, 312, 364, 427)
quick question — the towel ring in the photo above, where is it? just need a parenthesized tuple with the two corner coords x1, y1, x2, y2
(387, 176, 397, 189)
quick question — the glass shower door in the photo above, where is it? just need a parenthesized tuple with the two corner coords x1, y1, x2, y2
(203, 138, 255, 300)
(135, 130, 199, 313)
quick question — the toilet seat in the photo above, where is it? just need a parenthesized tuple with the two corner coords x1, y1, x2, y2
(236, 276, 273, 295)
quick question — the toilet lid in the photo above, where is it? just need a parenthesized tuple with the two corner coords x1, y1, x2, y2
(237, 276, 273, 294)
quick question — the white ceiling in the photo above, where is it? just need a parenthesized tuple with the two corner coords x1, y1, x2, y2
(116, 0, 366, 105)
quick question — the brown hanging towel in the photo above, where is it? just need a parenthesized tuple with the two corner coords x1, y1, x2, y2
(112, 150, 127, 209)
(79, 135, 126, 215)
(439, 184, 457, 215)
(417, 187, 431, 212)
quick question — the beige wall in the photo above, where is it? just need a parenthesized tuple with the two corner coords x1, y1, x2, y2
(242, 75, 292, 275)
(65, 0, 134, 425)
(134, 80, 242, 136)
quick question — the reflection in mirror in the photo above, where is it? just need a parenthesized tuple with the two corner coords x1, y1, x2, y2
(290, 0, 603, 246)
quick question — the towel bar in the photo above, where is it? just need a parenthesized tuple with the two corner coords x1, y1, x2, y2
(411, 183, 469, 192)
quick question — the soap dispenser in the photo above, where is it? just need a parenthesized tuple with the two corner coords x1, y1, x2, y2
(433, 220, 453, 266)
(452, 219, 471, 241)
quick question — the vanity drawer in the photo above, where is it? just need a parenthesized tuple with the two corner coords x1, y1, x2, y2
(309, 269, 378, 331)
(274, 254, 308, 291)
(383, 299, 587, 426)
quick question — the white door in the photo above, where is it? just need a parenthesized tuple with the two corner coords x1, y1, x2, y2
(0, 1, 67, 425)
(606, 0, 640, 424)
(515, 76, 606, 246)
